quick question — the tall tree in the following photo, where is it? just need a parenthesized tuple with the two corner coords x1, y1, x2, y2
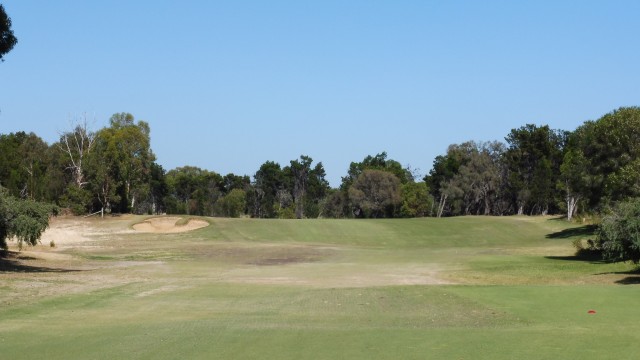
(57, 116, 96, 189)
(558, 144, 589, 221)
(0, 4, 17, 61)
(425, 143, 470, 217)
(288, 155, 313, 219)
(0, 132, 50, 201)
(577, 107, 640, 210)
(504, 124, 566, 215)
(399, 182, 432, 217)
(349, 169, 401, 218)
(165, 166, 224, 216)
(251, 161, 285, 218)
(342, 152, 411, 190)
(95, 113, 155, 213)
(449, 141, 505, 216)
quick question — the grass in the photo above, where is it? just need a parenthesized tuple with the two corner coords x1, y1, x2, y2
(1, 215, 639, 359)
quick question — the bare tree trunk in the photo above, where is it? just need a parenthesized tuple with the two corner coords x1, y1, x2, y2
(484, 197, 491, 215)
(437, 194, 448, 218)
(567, 196, 579, 221)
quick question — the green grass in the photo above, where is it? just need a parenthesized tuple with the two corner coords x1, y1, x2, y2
(1, 215, 639, 359)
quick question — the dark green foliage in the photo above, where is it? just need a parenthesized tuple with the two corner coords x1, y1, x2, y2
(165, 166, 224, 216)
(217, 189, 246, 218)
(426, 141, 505, 217)
(596, 198, 640, 263)
(341, 152, 411, 191)
(400, 182, 432, 217)
(4, 106, 640, 221)
(250, 161, 285, 218)
(321, 189, 350, 218)
(349, 169, 401, 218)
(0, 132, 58, 202)
(504, 124, 567, 215)
(0, 4, 17, 61)
(0, 190, 58, 250)
(60, 185, 92, 215)
(575, 107, 640, 210)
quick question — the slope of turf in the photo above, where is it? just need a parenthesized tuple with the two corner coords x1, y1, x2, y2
(0, 215, 638, 359)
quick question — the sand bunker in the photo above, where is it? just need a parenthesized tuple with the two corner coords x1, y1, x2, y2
(132, 217, 209, 233)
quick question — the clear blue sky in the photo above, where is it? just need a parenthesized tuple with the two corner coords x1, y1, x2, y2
(1, 1, 639, 186)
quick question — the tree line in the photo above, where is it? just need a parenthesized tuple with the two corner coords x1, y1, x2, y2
(1, 107, 639, 220)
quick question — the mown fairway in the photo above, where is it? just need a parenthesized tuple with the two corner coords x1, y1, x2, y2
(1, 216, 639, 359)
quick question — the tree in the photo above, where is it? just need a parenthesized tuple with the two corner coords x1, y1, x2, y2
(349, 169, 401, 218)
(57, 116, 96, 189)
(288, 155, 313, 219)
(595, 198, 640, 263)
(321, 189, 349, 218)
(577, 107, 640, 210)
(304, 162, 330, 218)
(436, 141, 506, 216)
(558, 147, 589, 221)
(399, 182, 432, 217)
(87, 113, 155, 213)
(165, 166, 224, 216)
(0, 132, 51, 201)
(0, 4, 17, 62)
(251, 161, 285, 218)
(0, 189, 57, 250)
(342, 152, 411, 190)
(217, 189, 246, 218)
(425, 145, 467, 217)
(282, 156, 329, 219)
(504, 124, 566, 215)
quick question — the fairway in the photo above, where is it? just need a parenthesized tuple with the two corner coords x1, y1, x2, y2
(1, 215, 638, 359)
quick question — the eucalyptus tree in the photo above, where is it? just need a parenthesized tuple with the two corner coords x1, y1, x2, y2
(0, 4, 17, 61)
(577, 107, 640, 209)
(251, 161, 285, 218)
(349, 169, 401, 218)
(504, 124, 567, 215)
(283, 156, 329, 219)
(0, 132, 51, 201)
(57, 116, 96, 189)
(0, 189, 57, 250)
(425, 143, 470, 217)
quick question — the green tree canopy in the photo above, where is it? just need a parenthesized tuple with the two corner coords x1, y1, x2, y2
(504, 124, 567, 215)
(575, 107, 640, 209)
(0, 4, 17, 61)
(0, 190, 57, 250)
(349, 169, 401, 218)
(596, 198, 640, 263)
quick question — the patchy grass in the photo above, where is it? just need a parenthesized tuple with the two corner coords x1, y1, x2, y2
(1, 215, 639, 359)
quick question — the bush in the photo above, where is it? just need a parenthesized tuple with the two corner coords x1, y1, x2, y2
(0, 190, 58, 250)
(596, 198, 640, 263)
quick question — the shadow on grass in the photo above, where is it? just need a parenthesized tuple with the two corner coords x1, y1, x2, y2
(592, 268, 640, 285)
(545, 248, 605, 263)
(546, 225, 597, 239)
(615, 277, 640, 285)
(0, 251, 82, 273)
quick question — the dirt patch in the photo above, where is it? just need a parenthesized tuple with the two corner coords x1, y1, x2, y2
(132, 217, 209, 233)
(248, 256, 320, 266)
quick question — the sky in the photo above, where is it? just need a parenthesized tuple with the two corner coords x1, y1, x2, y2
(1, 1, 639, 187)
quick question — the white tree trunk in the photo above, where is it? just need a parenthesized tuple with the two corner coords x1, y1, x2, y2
(567, 196, 579, 221)
(437, 194, 448, 218)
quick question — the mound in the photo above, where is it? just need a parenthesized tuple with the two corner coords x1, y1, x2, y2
(132, 217, 209, 233)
